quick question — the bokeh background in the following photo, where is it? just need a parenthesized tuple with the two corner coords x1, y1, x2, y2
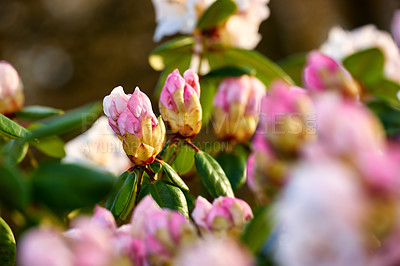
(0, 0, 399, 110)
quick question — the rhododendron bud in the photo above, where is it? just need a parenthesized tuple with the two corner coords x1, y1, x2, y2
(192, 196, 253, 236)
(303, 51, 360, 99)
(0, 61, 24, 114)
(213, 75, 266, 142)
(131, 196, 198, 264)
(259, 81, 315, 155)
(159, 69, 202, 137)
(103, 86, 166, 165)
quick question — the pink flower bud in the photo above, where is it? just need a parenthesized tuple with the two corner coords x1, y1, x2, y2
(259, 81, 315, 155)
(192, 196, 253, 236)
(303, 51, 360, 99)
(0, 61, 24, 114)
(18, 229, 73, 266)
(159, 69, 202, 137)
(131, 196, 198, 264)
(103, 87, 166, 165)
(213, 75, 266, 142)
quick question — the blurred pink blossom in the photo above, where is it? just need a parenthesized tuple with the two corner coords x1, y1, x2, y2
(0, 60, 24, 114)
(192, 196, 253, 236)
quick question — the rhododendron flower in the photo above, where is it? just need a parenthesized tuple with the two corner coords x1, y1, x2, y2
(259, 81, 315, 155)
(191, 196, 253, 236)
(159, 69, 202, 137)
(320, 25, 400, 84)
(213, 75, 266, 142)
(131, 196, 198, 264)
(303, 51, 360, 99)
(103, 86, 166, 165)
(151, 0, 270, 49)
(275, 160, 367, 266)
(63, 116, 132, 175)
(175, 237, 254, 266)
(0, 60, 24, 114)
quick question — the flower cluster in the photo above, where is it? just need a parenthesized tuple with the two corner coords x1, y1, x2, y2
(18, 195, 254, 266)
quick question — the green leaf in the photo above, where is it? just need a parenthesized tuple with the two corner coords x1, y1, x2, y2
(16, 105, 64, 121)
(161, 161, 189, 191)
(25, 102, 102, 141)
(197, 0, 237, 31)
(0, 217, 16, 266)
(106, 171, 138, 222)
(138, 180, 189, 217)
(32, 136, 65, 158)
(241, 206, 273, 254)
(0, 165, 28, 210)
(368, 100, 400, 137)
(105, 171, 130, 209)
(1, 139, 29, 164)
(203, 65, 255, 79)
(368, 79, 400, 106)
(149, 37, 194, 71)
(31, 162, 114, 212)
(277, 53, 307, 86)
(149, 160, 162, 174)
(158, 140, 178, 163)
(194, 151, 234, 198)
(207, 48, 294, 86)
(172, 144, 195, 175)
(343, 48, 384, 86)
(216, 151, 247, 191)
(0, 114, 29, 139)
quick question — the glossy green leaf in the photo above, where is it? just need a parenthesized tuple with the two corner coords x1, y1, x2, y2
(149, 160, 162, 174)
(25, 102, 102, 141)
(207, 48, 294, 86)
(197, 0, 237, 30)
(216, 151, 247, 191)
(158, 140, 178, 163)
(277, 53, 307, 86)
(106, 171, 137, 221)
(194, 151, 234, 198)
(368, 100, 400, 137)
(368, 79, 400, 106)
(138, 180, 189, 217)
(32, 136, 65, 158)
(105, 171, 130, 209)
(32, 162, 114, 212)
(0, 114, 29, 139)
(172, 144, 195, 175)
(343, 48, 384, 85)
(0, 217, 16, 266)
(161, 161, 189, 191)
(1, 139, 29, 164)
(16, 105, 64, 120)
(241, 206, 273, 254)
(149, 37, 194, 71)
(203, 65, 255, 79)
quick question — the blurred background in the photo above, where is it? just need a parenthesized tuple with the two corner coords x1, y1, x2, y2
(0, 0, 399, 110)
